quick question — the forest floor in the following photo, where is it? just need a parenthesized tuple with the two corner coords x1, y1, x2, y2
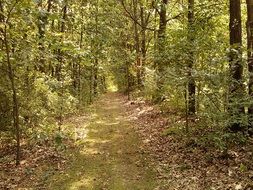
(1, 93, 253, 189)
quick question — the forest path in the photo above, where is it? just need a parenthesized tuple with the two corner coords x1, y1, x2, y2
(47, 93, 157, 190)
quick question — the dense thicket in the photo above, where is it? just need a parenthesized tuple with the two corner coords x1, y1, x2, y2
(0, 0, 252, 165)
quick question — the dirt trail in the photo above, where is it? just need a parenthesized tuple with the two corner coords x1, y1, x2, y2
(47, 93, 157, 190)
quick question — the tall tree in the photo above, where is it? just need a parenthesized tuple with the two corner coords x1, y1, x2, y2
(187, 0, 196, 115)
(155, 0, 168, 102)
(2, 1, 21, 165)
(247, 0, 253, 134)
(119, 0, 152, 90)
(93, 0, 99, 96)
(228, 0, 244, 131)
(37, 0, 52, 72)
(57, 0, 68, 127)
(132, 0, 142, 88)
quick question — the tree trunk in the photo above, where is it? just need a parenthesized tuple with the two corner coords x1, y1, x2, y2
(247, 0, 253, 134)
(37, 0, 46, 72)
(132, 0, 142, 89)
(140, 5, 147, 89)
(57, 1, 67, 127)
(229, 0, 244, 132)
(47, 0, 52, 12)
(4, 24, 21, 166)
(126, 62, 131, 100)
(77, 29, 83, 106)
(56, 1, 67, 80)
(89, 66, 93, 103)
(93, 0, 99, 97)
(154, 0, 168, 103)
(94, 59, 98, 96)
(0, 1, 4, 49)
(187, 0, 196, 115)
(153, 9, 158, 55)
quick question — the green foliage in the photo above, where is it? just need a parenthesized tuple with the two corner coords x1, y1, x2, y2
(162, 122, 185, 136)
(0, 0, 252, 165)
(239, 163, 248, 172)
(0, 0, 110, 148)
(197, 131, 247, 152)
(54, 131, 67, 150)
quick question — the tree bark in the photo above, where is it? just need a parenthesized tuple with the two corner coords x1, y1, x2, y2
(56, 1, 67, 81)
(247, 0, 253, 134)
(155, 0, 168, 103)
(229, 0, 244, 131)
(187, 0, 196, 115)
(0, 1, 4, 49)
(56, 1, 67, 127)
(4, 22, 21, 166)
(132, 0, 142, 89)
(89, 66, 93, 103)
(140, 5, 147, 89)
(94, 59, 98, 96)
(77, 29, 83, 106)
(37, 0, 47, 72)
(93, 0, 99, 97)
(37, 0, 52, 73)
